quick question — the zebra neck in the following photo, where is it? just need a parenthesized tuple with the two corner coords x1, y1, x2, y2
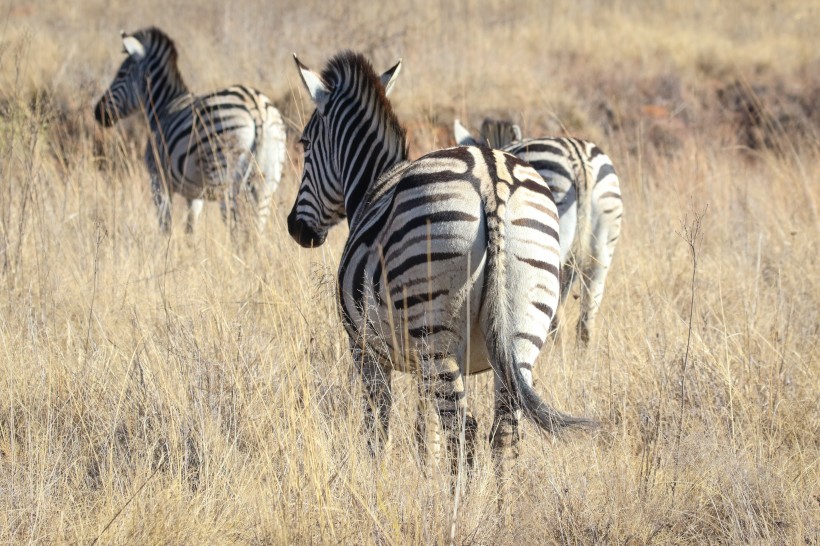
(144, 72, 190, 131)
(341, 124, 406, 224)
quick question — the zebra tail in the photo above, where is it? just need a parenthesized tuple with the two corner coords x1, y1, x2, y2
(484, 195, 597, 435)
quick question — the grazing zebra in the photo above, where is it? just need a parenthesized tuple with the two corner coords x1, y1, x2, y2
(288, 51, 593, 482)
(94, 28, 286, 233)
(454, 119, 623, 345)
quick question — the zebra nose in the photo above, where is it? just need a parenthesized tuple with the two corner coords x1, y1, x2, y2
(287, 209, 326, 248)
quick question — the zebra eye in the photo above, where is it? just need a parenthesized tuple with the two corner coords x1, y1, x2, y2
(299, 138, 311, 152)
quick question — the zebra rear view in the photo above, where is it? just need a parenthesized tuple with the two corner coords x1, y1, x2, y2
(94, 28, 286, 233)
(455, 119, 623, 346)
(287, 51, 593, 487)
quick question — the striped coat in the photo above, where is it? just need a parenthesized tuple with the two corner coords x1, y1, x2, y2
(455, 119, 623, 345)
(288, 51, 592, 480)
(94, 28, 286, 233)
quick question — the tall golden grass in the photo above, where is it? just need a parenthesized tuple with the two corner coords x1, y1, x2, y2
(0, 1, 817, 543)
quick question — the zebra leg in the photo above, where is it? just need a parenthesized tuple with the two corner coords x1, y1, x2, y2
(219, 196, 236, 230)
(150, 173, 172, 233)
(255, 174, 276, 231)
(185, 198, 204, 234)
(414, 377, 441, 474)
(248, 165, 275, 232)
(230, 153, 255, 233)
(355, 348, 393, 456)
(577, 215, 622, 346)
(424, 355, 477, 478)
(549, 257, 577, 340)
(488, 314, 545, 510)
(576, 264, 598, 347)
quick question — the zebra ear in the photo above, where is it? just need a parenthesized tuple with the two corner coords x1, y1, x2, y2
(512, 124, 522, 142)
(293, 54, 331, 109)
(380, 59, 401, 96)
(453, 119, 479, 146)
(122, 34, 146, 60)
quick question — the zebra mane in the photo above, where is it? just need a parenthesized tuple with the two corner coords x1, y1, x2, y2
(321, 51, 406, 151)
(127, 27, 187, 90)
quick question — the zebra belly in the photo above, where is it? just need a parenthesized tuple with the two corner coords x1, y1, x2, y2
(351, 182, 492, 375)
(362, 306, 494, 375)
(361, 307, 493, 375)
(364, 241, 489, 374)
(170, 122, 257, 200)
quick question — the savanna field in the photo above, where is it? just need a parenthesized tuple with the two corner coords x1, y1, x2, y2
(0, 0, 818, 543)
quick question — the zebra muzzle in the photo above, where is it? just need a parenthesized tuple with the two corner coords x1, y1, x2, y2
(287, 211, 326, 248)
(94, 100, 118, 127)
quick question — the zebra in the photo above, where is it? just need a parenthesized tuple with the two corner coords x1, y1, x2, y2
(454, 119, 623, 346)
(287, 51, 593, 484)
(94, 27, 286, 233)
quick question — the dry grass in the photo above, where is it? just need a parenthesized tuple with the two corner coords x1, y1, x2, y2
(0, 1, 818, 544)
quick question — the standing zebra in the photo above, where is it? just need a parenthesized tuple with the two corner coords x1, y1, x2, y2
(288, 51, 593, 482)
(94, 28, 286, 233)
(454, 119, 623, 345)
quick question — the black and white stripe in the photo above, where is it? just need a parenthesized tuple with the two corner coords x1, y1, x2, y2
(455, 119, 623, 345)
(288, 51, 592, 476)
(94, 27, 286, 233)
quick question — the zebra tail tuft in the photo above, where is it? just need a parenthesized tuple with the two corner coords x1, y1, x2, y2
(514, 365, 599, 434)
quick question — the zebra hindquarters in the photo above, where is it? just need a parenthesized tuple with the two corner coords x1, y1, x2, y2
(353, 343, 394, 457)
(577, 173, 623, 345)
(477, 159, 570, 506)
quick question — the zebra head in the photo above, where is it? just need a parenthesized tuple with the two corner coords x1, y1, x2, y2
(287, 53, 402, 248)
(94, 28, 184, 127)
(453, 119, 522, 148)
(94, 31, 149, 127)
(480, 118, 522, 148)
